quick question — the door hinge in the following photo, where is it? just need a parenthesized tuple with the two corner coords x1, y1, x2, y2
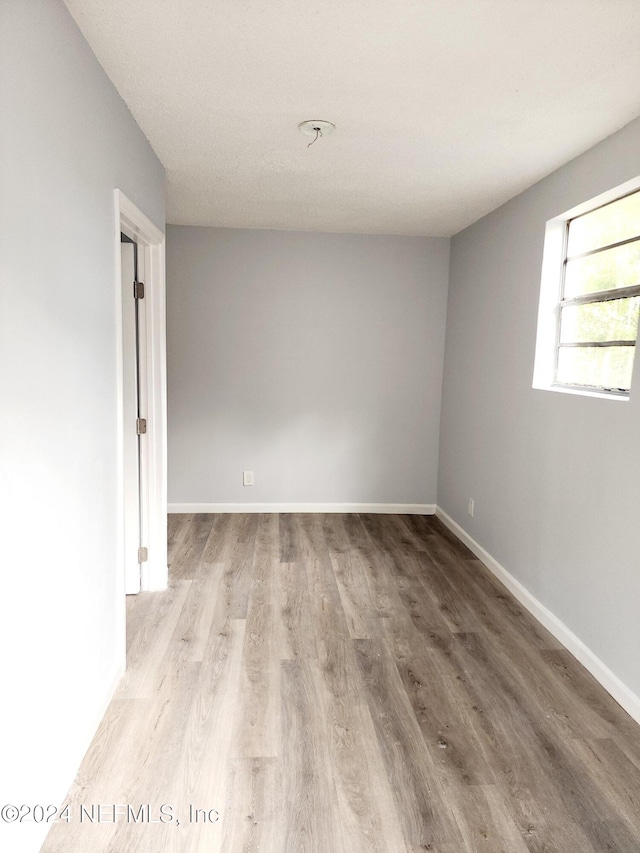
(133, 280, 145, 299)
(136, 417, 147, 435)
(138, 546, 148, 563)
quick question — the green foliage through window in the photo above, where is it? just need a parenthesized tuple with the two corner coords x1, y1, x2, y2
(556, 189, 640, 393)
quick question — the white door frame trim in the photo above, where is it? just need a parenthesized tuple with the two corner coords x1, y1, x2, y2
(114, 189, 168, 597)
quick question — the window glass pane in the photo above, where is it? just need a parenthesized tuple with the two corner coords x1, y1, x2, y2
(567, 190, 640, 256)
(564, 240, 640, 298)
(559, 297, 640, 344)
(556, 345, 636, 390)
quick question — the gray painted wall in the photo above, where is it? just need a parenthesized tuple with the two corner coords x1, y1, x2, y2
(439, 116, 640, 698)
(167, 227, 450, 506)
(0, 3, 164, 850)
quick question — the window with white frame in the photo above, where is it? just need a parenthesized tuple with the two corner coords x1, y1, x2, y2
(534, 181, 640, 399)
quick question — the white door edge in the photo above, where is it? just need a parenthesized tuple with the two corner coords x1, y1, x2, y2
(120, 239, 141, 594)
(114, 190, 168, 611)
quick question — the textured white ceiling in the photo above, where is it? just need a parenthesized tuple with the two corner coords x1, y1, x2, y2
(64, 0, 640, 236)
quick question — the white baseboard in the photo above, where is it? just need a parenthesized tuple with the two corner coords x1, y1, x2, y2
(436, 507, 640, 726)
(168, 502, 436, 515)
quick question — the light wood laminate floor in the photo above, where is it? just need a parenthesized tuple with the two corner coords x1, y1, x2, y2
(42, 513, 640, 852)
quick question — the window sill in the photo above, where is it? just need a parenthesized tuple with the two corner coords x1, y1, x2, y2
(533, 382, 629, 401)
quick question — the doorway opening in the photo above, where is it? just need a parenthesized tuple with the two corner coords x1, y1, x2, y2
(115, 189, 167, 634)
(120, 233, 146, 593)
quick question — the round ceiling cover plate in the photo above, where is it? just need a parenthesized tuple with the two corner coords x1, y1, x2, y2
(298, 120, 335, 137)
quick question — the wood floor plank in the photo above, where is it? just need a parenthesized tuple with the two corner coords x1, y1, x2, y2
(235, 599, 280, 758)
(321, 512, 353, 556)
(312, 644, 410, 853)
(233, 513, 282, 758)
(167, 513, 192, 564)
(540, 648, 640, 752)
(119, 579, 192, 699)
(41, 512, 640, 853)
(278, 561, 317, 660)
(374, 513, 431, 556)
(560, 737, 640, 839)
(278, 512, 303, 563)
(447, 784, 531, 853)
(447, 630, 602, 852)
(102, 661, 204, 853)
(198, 514, 261, 618)
(409, 550, 483, 632)
(381, 617, 498, 788)
(429, 515, 477, 560)
(329, 549, 381, 640)
(307, 572, 357, 698)
(475, 618, 612, 742)
(354, 637, 464, 849)
(198, 513, 239, 565)
(295, 513, 336, 570)
(219, 758, 284, 853)
(423, 535, 560, 651)
(459, 558, 561, 652)
(179, 618, 246, 853)
(397, 512, 439, 541)
(126, 588, 155, 653)
(40, 698, 151, 853)
(168, 513, 215, 580)
(525, 727, 640, 852)
(169, 566, 225, 663)
(281, 659, 345, 852)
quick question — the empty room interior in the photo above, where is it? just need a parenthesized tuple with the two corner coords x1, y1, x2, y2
(4, 1, 640, 851)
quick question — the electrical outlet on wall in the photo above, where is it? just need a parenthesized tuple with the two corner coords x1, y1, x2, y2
(243, 470, 254, 486)
(468, 498, 475, 517)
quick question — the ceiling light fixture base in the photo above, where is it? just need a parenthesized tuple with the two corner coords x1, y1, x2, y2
(298, 120, 336, 137)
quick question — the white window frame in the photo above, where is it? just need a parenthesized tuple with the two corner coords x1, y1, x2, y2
(533, 175, 640, 401)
